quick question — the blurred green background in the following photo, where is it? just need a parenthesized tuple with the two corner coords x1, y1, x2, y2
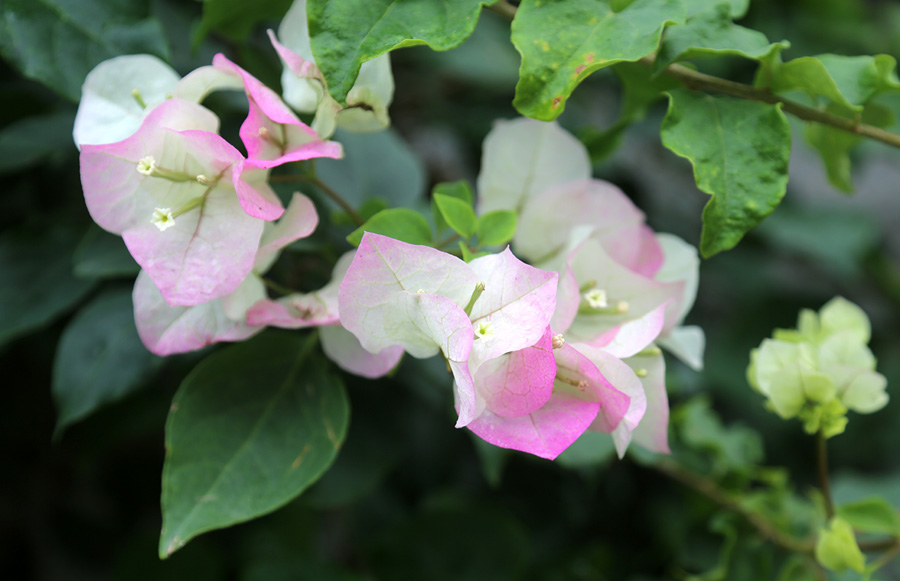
(4, 0, 900, 578)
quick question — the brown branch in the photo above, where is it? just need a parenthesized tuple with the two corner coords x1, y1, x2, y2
(816, 431, 835, 520)
(487, 0, 517, 20)
(643, 57, 900, 150)
(653, 458, 816, 554)
(484, 0, 900, 150)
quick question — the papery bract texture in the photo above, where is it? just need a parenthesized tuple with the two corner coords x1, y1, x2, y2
(74, 54, 180, 147)
(320, 324, 405, 379)
(466, 248, 558, 370)
(338, 232, 480, 355)
(473, 327, 556, 418)
(516, 179, 651, 268)
(477, 117, 590, 215)
(133, 271, 263, 355)
(272, 0, 394, 135)
(629, 351, 670, 454)
(80, 99, 292, 305)
(133, 192, 318, 354)
(212, 53, 343, 171)
(465, 389, 601, 461)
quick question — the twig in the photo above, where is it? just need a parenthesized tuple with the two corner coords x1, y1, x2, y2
(644, 57, 900, 151)
(484, 0, 900, 151)
(817, 431, 835, 520)
(487, 0, 517, 20)
(653, 458, 816, 554)
(307, 176, 366, 227)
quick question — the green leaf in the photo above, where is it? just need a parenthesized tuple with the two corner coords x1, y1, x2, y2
(52, 289, 160, 435)
(0, 0, 169, 101)
(655, 3, 788, 71)
(757, 53, 900, 113)
(159, 333, 349, 557)
(307, 0, 495, 105)
(0, 222, 95, 346)
(433, 194, 477, 239)
(73, 225, 139, 279)
(432, 180, 474, 234)
(660, 89, 791, 257)
(683, 0, 748, 18)
(511, 0, 685, 120)
(836, 497, 900, 536)
(433, 180, 474, 205)
(347, 208, 433, 247)
(815, 517, 866, 573)
(476, 211, 517, 247)
(804, 103, 893, 193)
(580, 62, 680, 162)
(194, 0, 292, 44)
(316, 128, 426, 209)
(0, 111, 76, 175)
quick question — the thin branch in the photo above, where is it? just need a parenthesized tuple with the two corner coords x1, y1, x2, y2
(860, 537, 900, 552)
(262, 277, 297, 297)
(641, 57, 900, 150)
(868, 539, 900, 571)
(817, 431, 835, 520)
(653, 458, 816, 554)
(487, 0, 517, 20)
(306, 175, 365, 227)
(435, 232, 461, 250)
(483, 0, 900, 150)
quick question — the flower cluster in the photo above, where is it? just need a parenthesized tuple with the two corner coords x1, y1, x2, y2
(74, 2, 703, 461)
(74, 3, 391, 365)
(747, 296, 888, 437)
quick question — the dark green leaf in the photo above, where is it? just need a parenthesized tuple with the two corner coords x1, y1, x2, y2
(308, 0, 495, 104)
(660, 89, 791, 257)
(0, 111, 76, 175)
(52, 289, 160, 434)
(73, 225, 139, 279)
(0, 222, 95, 346)
(194, 0, 292, 44)
(159, 333, 349, 557)
(655, 3, 788, 71)
(476, 211, 516, 247)
(433, 194, 477, 239)
(0, 0, 169, 101)
(316, 128, 426, 209)
(836, 497, 900, 536)
(347, 208, 433, 247)
(511, 0, 685, 120)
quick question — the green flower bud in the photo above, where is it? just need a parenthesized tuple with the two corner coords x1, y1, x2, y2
(815, 517, 865, 573)
(747, 297, 888, 436)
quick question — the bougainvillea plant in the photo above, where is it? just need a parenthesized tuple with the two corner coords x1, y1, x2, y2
(5, 0, 900, 577)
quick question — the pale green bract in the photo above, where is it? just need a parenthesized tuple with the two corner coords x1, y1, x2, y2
(815, 517, 866, 573)
(747, 297, 887, 437)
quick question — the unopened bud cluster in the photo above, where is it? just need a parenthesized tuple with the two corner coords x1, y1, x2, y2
(747, 297, 888, 437)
